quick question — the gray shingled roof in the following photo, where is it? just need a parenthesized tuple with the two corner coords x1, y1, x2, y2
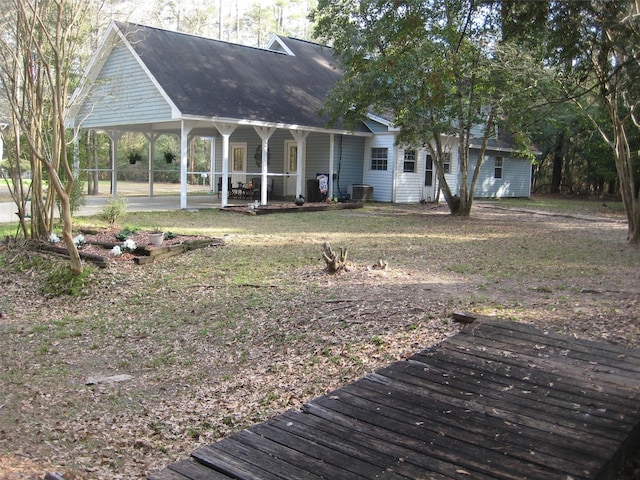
(116, 22, 352, 130)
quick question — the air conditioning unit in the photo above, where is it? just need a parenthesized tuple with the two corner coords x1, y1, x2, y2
(351, 184, 373, 202)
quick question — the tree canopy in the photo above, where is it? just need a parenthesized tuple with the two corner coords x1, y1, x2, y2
(312, 0, 542, 215)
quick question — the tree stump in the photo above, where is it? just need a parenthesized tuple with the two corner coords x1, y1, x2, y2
(322, 242, 348, 273)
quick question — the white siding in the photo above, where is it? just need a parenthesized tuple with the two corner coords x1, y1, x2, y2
(77, 44, 173, 129)
(394, 146, 424, 203)
(362, 133, 395, 201)
(470, 152, 531, 198)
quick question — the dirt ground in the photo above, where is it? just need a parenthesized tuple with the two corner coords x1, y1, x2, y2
(1, 203, 639, 479)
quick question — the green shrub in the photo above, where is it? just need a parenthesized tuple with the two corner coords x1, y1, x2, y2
(42, 264, 95, 297)
(100, 197, 127, 226)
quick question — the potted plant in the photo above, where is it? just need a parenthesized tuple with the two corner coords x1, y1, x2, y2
(164, 150, 176, 164)
(128, 151, 142, 165)
(148, 228, 164, 247)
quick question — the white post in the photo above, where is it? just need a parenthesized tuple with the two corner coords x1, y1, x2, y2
(254, 126, 276, 205)
(208, 136, 216, 194)
(180, 122, 193, 209)
(73, 127, 80, 179)
(106, 130, 122, 198)
(215, 123, 237, 208)
(290, 130, 310, 199)
(144, 132, 161, 197)
(328, 133, 335, 200)
(0, 122, 8, 166)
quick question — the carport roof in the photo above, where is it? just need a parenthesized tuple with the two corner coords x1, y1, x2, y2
(71, 21, 371, 134)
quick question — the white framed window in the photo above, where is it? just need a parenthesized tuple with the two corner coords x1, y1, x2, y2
(371, 147, 388, 171)
(403, 149, 416, 173)
(494, 156, 503, 179)
(443, 152, 451, 174)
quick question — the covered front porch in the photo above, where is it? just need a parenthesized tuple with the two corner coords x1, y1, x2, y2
(75, 121, 369, 211)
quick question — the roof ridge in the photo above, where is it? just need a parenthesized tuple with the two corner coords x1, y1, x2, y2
(115, 21, 320, 54)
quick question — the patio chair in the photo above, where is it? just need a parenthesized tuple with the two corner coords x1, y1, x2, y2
(217, 177, 233, 198)
(251, 177, 273, 200)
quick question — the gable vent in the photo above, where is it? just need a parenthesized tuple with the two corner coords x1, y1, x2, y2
(266, 36, 295, 56)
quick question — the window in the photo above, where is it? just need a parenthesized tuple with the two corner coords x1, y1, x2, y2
(425, 155, 433, 186)
(371, 148, 388, 171)
(443, 153, 451, 174)
(403, 149, 416, 173)
(288, 145, 297, 172)
(232, 147, 245, 171)
(494, 156, 503, 179)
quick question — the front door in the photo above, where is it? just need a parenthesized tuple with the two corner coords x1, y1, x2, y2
(423, 154, 436, 202)
(283, 140, 300, 199)
(230, 143, 247, 187)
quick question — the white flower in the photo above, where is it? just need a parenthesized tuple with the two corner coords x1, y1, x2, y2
(111, 245, 122, 257)
(73, 234, 85, 246)
(122, 239, 137, 252)
(49, 233, 60, 243)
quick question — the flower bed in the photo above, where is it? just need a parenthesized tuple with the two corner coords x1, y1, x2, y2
(222, 201, 364, 215)
(39, 228, 224, 268)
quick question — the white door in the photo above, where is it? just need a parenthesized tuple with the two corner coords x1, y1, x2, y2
(230, 143, 247, 187)
(283, 140, 301, 199)
(423, 153, 436, 202)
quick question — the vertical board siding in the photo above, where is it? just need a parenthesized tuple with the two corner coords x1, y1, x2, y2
(78, 45, 173, 128)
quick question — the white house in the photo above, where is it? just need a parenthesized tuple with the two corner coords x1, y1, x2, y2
(68, 21, 532, 207)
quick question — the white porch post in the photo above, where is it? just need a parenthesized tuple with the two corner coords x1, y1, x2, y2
(73, 127, 80, 179)
(254, 126, 276, 206)
(329, 133, 335, 200)
(144, 132, 161, 197)
(0, 122, 7, 162)
(215, 123, 237, 208)
(289, 129, 309, 199)
(208, 136, 216, 194)
(106, 130, 122, 198)
(180, 122, 193, 209)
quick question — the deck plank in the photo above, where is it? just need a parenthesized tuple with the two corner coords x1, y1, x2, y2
(150, 318, 640, 480)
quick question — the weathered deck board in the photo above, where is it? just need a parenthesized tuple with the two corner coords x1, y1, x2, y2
(149, 317, 640, 480)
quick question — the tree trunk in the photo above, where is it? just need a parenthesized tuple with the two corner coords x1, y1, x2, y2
(550, 133, 564, 194)
(322, 242, 348, 273)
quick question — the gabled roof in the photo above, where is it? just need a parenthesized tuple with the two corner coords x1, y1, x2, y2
(72, 21, 366, 133)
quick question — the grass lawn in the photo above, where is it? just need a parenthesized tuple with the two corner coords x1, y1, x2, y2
(0, 199, 638, 479)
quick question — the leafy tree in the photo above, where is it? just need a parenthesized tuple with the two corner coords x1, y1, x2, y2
(0, 0, 94, 273)
(566, 2, 640, 243)
(312, 0, 538, 216)
(506, 0, 640, 243)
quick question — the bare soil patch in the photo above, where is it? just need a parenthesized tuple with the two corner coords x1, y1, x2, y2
(0, 203, 639, 479)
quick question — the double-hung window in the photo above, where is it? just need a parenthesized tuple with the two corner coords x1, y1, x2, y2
(442, 153, 451, 174)
(494, 156, 503, 179)
(371, 148, 388, 171)
(403, 149, 416, 173)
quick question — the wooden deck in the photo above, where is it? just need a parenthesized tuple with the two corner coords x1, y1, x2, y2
(149, 317, 640, 480)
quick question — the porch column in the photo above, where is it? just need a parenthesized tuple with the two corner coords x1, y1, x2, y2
(73, 127, 80, 178)
(289, 129, 309, 199)
(180, 122, 193, 209)
(254, 126, 276, 206)
(329, 133, 335, 200)
(144, 132, 161, 197)
(207, 136, 216, 194)
(215, 123, 237, 208)
(106, 130, 123, 198)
